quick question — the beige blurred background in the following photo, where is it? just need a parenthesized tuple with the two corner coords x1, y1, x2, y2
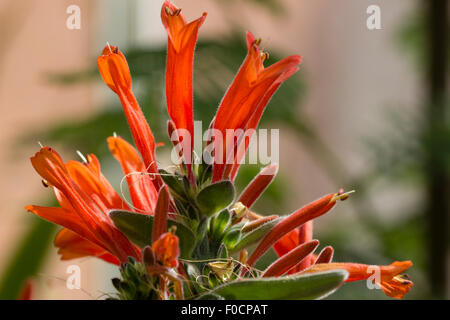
(0, 0, 420, 299)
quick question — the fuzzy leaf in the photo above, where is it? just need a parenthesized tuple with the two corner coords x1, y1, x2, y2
(196, 181, 235, 217)
(229, 217, 283, 252)
(210, 209, 231, 242)
(159, 169, 186, 199)
(198, 270, 348, 300)
(109, 210, 195, 258)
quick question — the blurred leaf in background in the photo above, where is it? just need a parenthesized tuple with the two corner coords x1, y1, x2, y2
(0, 216, 55, 299)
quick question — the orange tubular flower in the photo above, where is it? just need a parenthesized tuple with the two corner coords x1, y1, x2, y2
(262, 240, 319, 277)
(161, 1, 207, 177)
(26, 147, 140, 263)
(152, 229, 180, 268)
(26, 140, 163, 264)
(212, 32, 301, 182)
(247, 193, 337, 268)
(152, 186, 170, 243)
(301, 261, 414, 299)
(97, 45, 162, 189)
(274, 220, 314, 273)
(238, 163, 278, 208)
(314, 246, 334, 264)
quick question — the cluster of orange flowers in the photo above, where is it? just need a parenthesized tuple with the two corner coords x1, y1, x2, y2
(26, 1, 412, 299)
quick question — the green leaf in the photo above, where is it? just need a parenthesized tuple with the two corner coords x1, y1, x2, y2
(198, 270, 348, 300)
(196, 181, 235, 217)
(109, 210, 196, 258)
(229, 217, 283, 252)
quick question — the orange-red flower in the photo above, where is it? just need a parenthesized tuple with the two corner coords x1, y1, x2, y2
(26, 147, 141, 263)
(268, 195, 414, 298)
(301, 261, 414, 299)
(107, 136, 158, 213)
(161, 1, 206, 175)
(212, 32, 301, 182)
(273, 221, 314, 273)
(238, 163, 278, 208)
(26, 137, 161, 264)
(247, 193, 337, 268)
(25, 1, 414, 301)
(262, 240, 319, 277)
(97, 45, 162, 189)
(152, 229, 180, 268)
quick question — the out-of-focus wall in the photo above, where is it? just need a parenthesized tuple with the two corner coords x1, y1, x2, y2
(0, 0, 100, 299)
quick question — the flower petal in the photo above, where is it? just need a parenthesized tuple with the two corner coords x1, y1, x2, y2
(152, 230, 180, 268)
(55, 228, 120, 265)
(301, 261, 414, 299)
(238, 164, 278, 208)
(107, 136, 158, 213)
(30, 147, 140, 262)
(262, 240, 319, 277)
(97, 47, 161, 189)
(247, 193, 336, 268)
(212, 31, 301, 181)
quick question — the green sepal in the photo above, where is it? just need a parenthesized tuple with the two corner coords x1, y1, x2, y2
(159, 169, 185, 198)
(109, 210, 195, 258)
(229, 217, 282, 252)
(196, 181, 235, 217)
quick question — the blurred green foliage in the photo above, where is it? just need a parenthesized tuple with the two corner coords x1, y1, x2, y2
(0, 216, 55, 299)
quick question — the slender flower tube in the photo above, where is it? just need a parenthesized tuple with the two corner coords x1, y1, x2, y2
(314, 246, 334, 264)
(247, 193, 337, 268)
(212, 32, 301, 182)
(242, 215, 278, 233)
(238, 164, 278, 208)
(301, 261, 414, 299)
(152, 186, 170, 243)
(97, 45, 162, 189)
(262, 240, 319, 277)
(293, 221, 314, 271)
(161, 1, 206, 176)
